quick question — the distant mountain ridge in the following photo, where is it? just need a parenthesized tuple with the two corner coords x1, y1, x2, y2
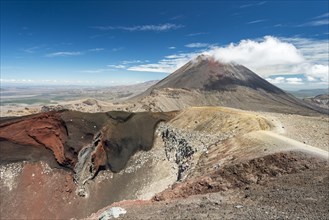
(288, 89, 329, 99)
(303, 94, 329, 110)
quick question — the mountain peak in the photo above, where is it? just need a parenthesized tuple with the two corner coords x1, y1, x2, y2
(191, 54, 239, 67)
(144, 54, 285, 94)
(194, 54, 212, 61)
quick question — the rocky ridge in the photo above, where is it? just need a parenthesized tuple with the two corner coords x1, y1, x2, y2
(303, 94, 329, 109)
(157, 122, 235, 181)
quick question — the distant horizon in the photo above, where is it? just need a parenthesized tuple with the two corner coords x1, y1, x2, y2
(1, 1, 328, 90)
(1, 79, 328, 92)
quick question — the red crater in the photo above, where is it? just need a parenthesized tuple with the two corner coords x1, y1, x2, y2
(0, 112, 71, 165)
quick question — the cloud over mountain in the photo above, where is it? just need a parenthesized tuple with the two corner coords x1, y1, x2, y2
(128, 36, 328, 84)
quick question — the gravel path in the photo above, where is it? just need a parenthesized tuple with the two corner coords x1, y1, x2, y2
(259, 112, 329, 151)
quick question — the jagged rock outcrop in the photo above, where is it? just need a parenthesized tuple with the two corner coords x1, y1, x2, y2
(303, 94, 329, 109)
(157, 123, 232, 181)
(40, 105, 67, 112)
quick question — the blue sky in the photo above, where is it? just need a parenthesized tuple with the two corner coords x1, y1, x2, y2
(1, 0, 328, 90)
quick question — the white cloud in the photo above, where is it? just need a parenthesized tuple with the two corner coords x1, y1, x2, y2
(273, 24, 283, 27)
(286, 77, 304, 84)
(112, 47, 124, 52)
(80, 68, 115, 73)
(105, 60, 151, 72)
(121, 60, 148, 65)
(282, 37, 328, 64)
(168, 46, 176, 49)
(0, 78, 34, 83)
(170, 15, 184, 20)
(266, 77, 304, 85)
(93, 23, 184, 32)
(313, 12, 329, 19)
(298, 13, 329, 27)
(46, 51, 83, 57)
(45, 48, 104, 57)
(128, 64, 172, 73)
(207, 36, 328, 83)
(306, 64, 328, 82)
(306, 76, 317, 82)
(240, 1, 267, 8)
(207, 36, 304, 74)
(185, 43, 209, 48)
(22, 46, 43, 53)
(247, 19, 266, 24)
(129, 36, 303, 74)
(265, 77, 285, 84)
(128, 52, 200, 73)
(89, 48, 104, 52)
(301, 19, 329, 27)
(279, 38, 329, 82)
(187, 32, 208, 37)
(107, 64, 126, 69)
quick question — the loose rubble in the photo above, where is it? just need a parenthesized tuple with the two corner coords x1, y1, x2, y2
(98, 207, 127, 219)
(0, 162, 23, 191)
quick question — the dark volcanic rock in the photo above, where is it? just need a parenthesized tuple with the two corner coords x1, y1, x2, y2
(40, 105, 67, 112)
(69, 111, 174, 191)
(0, 110, 174, 174)
(0, 140, 60, 168)
(103, 112, 171, 172)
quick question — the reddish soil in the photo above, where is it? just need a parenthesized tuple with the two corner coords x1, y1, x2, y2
(153, 151, 327, 201)
(0, 162, 78, 219)
(0, 112, 70, 165)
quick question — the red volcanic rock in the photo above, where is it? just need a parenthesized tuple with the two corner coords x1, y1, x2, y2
(91, 141, 107, 172)
(0, 112, 69, 165)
